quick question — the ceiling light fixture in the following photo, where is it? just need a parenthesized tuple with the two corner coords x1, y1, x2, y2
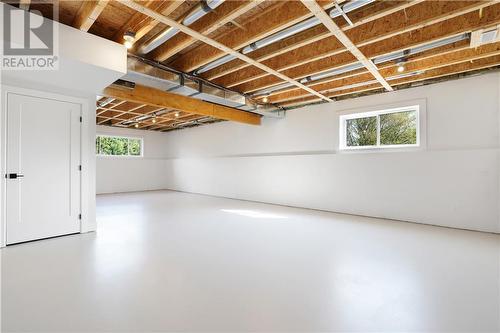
(123, 31, 136, 49)
(174, 112, 180, 118)
(134, 122, 139, 128)
(396, 61, 406, 73)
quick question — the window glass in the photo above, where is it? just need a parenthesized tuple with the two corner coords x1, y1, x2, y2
(128, 138, 142, 156)
(341, 106, 419, 149)
(346, 116, 377, 147)
(380, 110, 417, 146)
(96, 136, 142, 157)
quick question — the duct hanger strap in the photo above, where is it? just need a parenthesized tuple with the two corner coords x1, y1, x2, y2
(200, 0, 212, 13)
(248, 43, 258, 52)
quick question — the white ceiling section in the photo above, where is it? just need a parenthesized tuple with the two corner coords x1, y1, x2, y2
(0, 3, 126, 94)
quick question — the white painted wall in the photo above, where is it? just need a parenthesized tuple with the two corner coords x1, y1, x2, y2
(95, 73, 500, 232)
(158, 73, 500, 233)
(96, 126, 170, 194)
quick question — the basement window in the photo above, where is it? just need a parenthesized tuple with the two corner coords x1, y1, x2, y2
(96, 135, 143, 157)
(339, 106, 419, 150)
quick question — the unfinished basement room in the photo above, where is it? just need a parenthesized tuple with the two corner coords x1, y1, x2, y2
(1, 0, 500, 331)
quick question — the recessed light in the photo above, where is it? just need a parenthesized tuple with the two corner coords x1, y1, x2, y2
(123, 31, 136, 49)
(396, 61, 406, 73)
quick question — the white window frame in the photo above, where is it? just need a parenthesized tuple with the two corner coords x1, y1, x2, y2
(96, 134, 144, 158)
(339, 105, 420, 151)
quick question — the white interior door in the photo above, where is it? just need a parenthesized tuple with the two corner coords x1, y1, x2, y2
(5, 93, 81, 245)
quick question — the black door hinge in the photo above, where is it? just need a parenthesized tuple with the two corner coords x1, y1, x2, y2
(79, 116, 82, 123)
(78, 214, 82, 220)
(78, 165, 82, 171)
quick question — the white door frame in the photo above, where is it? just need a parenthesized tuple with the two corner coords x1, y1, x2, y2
(0, 85, 93, 247)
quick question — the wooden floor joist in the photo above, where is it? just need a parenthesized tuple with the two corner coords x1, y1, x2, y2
(234, 2, 500, 94)
(301, 1, 391, 91)
(207, 0, 424, 84)
(268, 42, 500, 103)
(72, 0, 108, 32)
(261, 38, 472, 100)
(18, 0, 30, 11)
(113, 0, 171, 43)
(263, 39, 474, 103)
(279, 54, 500, 109)
(102, 84, 261, 126)
(115, 0, 185, 44)
(166, 0, 336, 72)
(215, 0, 489, 89)
(149, 0, 265, 62)
(117, 0, 334, 102)
(229, 0, 494, 91)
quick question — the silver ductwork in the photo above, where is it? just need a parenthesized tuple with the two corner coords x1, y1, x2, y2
(123, 56, 284, 118)
(195, 0, 377, 74)
(139, 0, 225, 55)
(252, 33, 471, 97)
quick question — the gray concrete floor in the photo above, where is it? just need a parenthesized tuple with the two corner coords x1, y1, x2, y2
(2, 190, 500, 332)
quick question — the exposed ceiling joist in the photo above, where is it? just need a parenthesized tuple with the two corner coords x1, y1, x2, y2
(102, 84, 261, 125)
(268, 42, 500, 103)
(149, 0, 265, 62)
(167, 0, 335, 72)
(97, 102, 151, 125)
(203, 0, 425, 81)
(19, 0, 30, 11)
(390, 55, 500, 88)
(112, 0, 160, 43)
(143, 113, 208, 131)
(96, 100, 208, 131)
(215, 0, 483, 89)
(117, 0, 185, 44)
(300, 0, 390, 91)
(72, 0, 108, 32)
(235, 2, 500, 94)
(259, 39, 474, 101)
(117, 0, 333, 102)
(279, 54, 500, 108)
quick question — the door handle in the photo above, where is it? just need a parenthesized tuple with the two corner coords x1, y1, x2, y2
(6, 173, 24, 179)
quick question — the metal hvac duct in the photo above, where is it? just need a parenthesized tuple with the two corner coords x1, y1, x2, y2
(195, 0, 377, 74)
(123, 56, 284, 118)
(139, 0, 225, 54)
(252, 33, 471, 97)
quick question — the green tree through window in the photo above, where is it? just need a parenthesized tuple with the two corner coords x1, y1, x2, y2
(343, 107, 418, 149)
(380, 111, 417, 145)
(346, 116, 377, 147)
(96, 136, 142, 156)
(128, 139, 141, 156)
